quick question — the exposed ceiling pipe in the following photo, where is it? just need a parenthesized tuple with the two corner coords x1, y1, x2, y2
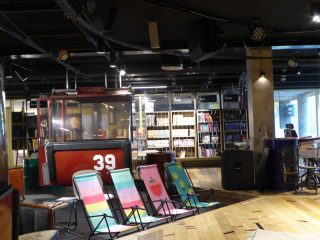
(54, 0, 185, 56)
(0, 12, 104, 77)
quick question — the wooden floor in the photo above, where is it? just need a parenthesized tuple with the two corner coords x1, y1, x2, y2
(119, 168, 320, 240)
(120, 195, 320, 240)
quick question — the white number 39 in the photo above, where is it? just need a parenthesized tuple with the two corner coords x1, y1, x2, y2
(93, 154, 116, 171)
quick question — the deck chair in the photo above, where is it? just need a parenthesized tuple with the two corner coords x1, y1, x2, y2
(72, 170, 114, 200)
(109, 168, 170, 230)
(73, 172, 138, 239)
(165, 162, 221, 212)
(137, 164, 197, 221)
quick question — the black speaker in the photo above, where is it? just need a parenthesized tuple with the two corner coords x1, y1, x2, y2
(221, 150, 254, 190)
(189, 21, 226, 62)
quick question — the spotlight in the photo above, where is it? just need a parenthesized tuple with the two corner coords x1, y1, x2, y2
(311, 3, 320, 23)
(58, 49, 69, 61)
(96, 37, 105, 54)
(260, 70, 266, 77)
(297, 68, 302, 75)
(109, 51, 116, 68)
(119, 65, 126, 76)
(249, 18, 266, 42)
(288, 59, 298, 68)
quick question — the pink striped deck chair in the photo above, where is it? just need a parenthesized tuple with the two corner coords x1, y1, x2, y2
(137, 164, 197, 221)
(109, 168, 169, 230)
(73, 172, 138, 239)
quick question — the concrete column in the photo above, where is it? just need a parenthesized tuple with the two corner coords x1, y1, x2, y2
(247, 47, 274, 154)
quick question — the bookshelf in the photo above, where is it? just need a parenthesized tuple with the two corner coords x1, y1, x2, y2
(146, 111, 170, 151)
(171, 111, 196, 159)
(223, 109, 248, 149)
(197, 110, 222, 158)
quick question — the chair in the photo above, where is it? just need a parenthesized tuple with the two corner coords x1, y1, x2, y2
(109, 168, 170, 230)
(165, 162, 221, 212)
(72, 170, 114, 200)
(73, 172, 138, 239)
(137, 164, 197, 221)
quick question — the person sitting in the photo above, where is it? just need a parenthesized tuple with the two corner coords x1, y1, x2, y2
(284, 123, 298, 137)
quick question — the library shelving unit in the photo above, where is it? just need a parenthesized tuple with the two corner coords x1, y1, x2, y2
(26, 115, 38, 156)
(171, 111, 196, 159)
(222, 109, 248, 149)
(197, 110, 222, 158)
(146, 111, 170, 151)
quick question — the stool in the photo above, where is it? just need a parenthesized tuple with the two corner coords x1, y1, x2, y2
(298, 163, 320, 194)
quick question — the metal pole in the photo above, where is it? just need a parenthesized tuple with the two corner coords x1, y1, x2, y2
(104, 73, 108, 88)
(66, 68, 69, 90)
(74, 71, 77, 89)
(119, 74, 122, 88)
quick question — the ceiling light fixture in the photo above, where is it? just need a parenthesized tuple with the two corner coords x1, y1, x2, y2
(161, 54, 183, 71)
(119, 65, 126, 76)
(96, 37, 106, 54)
(132, 85, 167, 89)
(109, 51, 116, 68)
(249, 18, 266, 42)
(311, 3, 320, 23)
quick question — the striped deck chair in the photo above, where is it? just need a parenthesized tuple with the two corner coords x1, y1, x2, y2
(73, 172, 138, 239)
(137, 164, 197, 221)
(165, 162, 221, 212)
(109, 168, 169, 230)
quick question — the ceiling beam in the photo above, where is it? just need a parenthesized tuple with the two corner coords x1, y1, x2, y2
(0, 2, 61, 13)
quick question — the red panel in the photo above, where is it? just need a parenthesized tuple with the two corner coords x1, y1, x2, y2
(0, 189, 13, 240)
(55, 149, 125, 185)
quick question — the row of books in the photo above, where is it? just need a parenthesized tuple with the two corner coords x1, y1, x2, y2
(224, 122, 246, 131)
(200, 135, 219, 144)
(172, 115, 195, 125)
(147, 130, 169, 138)
(147, 139, 170, 148)
(199, 147, 218, 157)
(198, 112, 219, 122)
(172, 129, 195, 137)
(173, 139, 194, 147)
(225, 134, 246, 142)
(146, 114, 169, 126)
(198, 122, 219, 132)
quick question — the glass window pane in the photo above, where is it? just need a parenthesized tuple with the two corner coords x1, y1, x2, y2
(274, 89, 318, 138)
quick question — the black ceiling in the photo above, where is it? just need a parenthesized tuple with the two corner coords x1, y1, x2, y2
(1, 0, 320, 98)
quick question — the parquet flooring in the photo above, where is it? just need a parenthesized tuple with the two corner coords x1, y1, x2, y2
(119, 168, 320, 240)
(120, 195, 320, 240)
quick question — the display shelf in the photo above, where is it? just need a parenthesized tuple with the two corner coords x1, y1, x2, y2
(171, 111, 196, 159)
(26, 115, 38, 155)
(12, 111, 26, 150)
(197, 109, 222, 158)
(146, 111, 170, 151)
(222, 109, 248, 150)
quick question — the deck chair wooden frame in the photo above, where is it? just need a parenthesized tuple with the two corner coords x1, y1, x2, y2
(137, 164, 197, 221)
(165, 162, 221, 212)
(72, 172, 138, 239)
(109, 168, 170, 230)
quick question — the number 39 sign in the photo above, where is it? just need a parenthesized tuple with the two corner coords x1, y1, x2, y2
(93, 154, 116, 170)
(54, 149, 125, 185)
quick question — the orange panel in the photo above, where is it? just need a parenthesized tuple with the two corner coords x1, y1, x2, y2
(8, 167, 24, 197)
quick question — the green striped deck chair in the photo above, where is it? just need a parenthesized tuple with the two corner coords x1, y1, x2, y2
(73, 172, 138, 239)
(109, 168, 169, 230)
(165, 162, 221, 212)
